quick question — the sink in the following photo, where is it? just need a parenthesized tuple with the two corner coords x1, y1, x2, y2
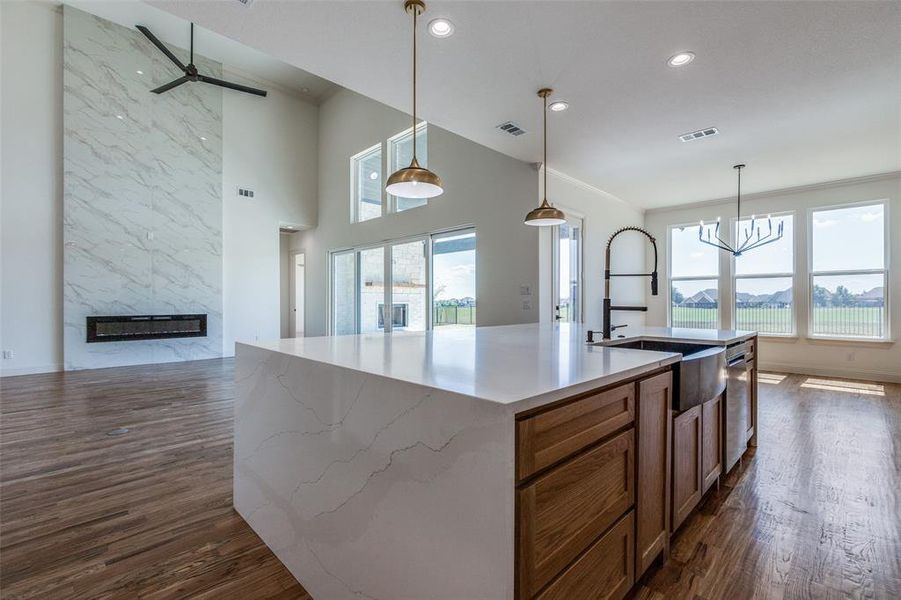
(605, 339, 726, 412)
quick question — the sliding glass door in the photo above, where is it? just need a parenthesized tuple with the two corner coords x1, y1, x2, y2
(552, 216, 582, 322)
(432, 230, 476, 327)
(329, 228, 476, 335)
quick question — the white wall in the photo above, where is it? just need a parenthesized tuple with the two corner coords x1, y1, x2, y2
(0, 3, 319, 373)
(222, 76, 317, 356)
(538, 170, 648, 331)
(0, 2, 63, 376)
(644, 173, 901, 383)
(296, 88, 540, 337)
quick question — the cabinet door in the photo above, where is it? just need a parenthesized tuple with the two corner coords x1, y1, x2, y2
(517, 430, 634, 598)
(635, 371, 671, 578)
(672, 405, 702, 532)
(535, 511, 634, 600)
(702, 394, 722, 493)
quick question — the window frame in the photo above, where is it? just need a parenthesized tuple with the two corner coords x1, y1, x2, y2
(667, 221, 721, 330)
(387, 123, 430, 214)
(730, 210, 796, 337)
(551, 212, 584, 323)
(806, 199, 890, 342)
(350, 142, 384, 223)
(328, 225, 475, 335)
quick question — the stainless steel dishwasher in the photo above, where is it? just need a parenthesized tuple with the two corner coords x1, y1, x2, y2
(724, 340, 752, 473)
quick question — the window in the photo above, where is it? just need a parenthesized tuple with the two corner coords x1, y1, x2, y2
(330, 228, 475, 334)
(351, 144, 383, 222)
(432, 230, 476, 327)
(669, 224, 719, 329)
(358, 247, 385, 333)
(391, 239, 427, 331)
(388, 125, 429, 212)
(733, 214, 794, 335)
(810, 202, 887, 339)
(331, 251, 356, 335)
(553, 216, 582, 322)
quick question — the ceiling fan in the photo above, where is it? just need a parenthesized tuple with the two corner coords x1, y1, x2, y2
(136, 23, 267, 97)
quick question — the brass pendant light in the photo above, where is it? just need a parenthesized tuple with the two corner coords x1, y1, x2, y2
(524, 88, 566, 226)
(386, 0, 444, 199)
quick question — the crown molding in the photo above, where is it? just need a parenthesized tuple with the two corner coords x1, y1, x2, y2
(543, 167, 636, 210)
(645, 170, 901, 215)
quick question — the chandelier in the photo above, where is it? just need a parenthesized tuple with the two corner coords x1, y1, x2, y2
(698, 164, 783, 256)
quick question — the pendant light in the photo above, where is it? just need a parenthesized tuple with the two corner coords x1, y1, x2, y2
(386, 0, 444, 199)
(524, 88, 566, 226)
(697, 164, 784, 256)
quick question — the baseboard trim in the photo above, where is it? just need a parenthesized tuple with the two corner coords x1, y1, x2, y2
(1, 364, 64, 378)
(758, 361, 901, 384)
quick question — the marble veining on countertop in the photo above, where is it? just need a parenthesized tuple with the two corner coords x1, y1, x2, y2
(241, 323, 680, 407)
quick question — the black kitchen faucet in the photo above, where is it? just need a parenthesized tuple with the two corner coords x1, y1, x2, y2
(586, 226, 659, 342)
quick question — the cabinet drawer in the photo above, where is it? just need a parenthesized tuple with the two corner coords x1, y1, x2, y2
(535, 510, 635, 600)
(517, 383, 634, 480)
(518, 429, 634, 598)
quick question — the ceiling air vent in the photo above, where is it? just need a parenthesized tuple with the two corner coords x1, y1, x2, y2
(679, 127, 719, 142)
(234, 0, 255, 5)
(497, 121, 527, 137)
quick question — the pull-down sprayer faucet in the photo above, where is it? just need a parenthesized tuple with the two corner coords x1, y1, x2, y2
(586, 227, 659, 343)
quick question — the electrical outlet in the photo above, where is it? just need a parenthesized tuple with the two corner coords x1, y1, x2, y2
(1, 350, 13, 360)
(521, 299, 532, 311)
(520, 285, 531, 296)
(237, 187, 255, 199)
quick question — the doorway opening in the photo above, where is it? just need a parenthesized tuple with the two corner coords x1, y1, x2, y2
(292, 252, 305, 337)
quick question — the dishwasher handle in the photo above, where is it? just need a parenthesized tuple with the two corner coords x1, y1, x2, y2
(727, 354, 747, 368)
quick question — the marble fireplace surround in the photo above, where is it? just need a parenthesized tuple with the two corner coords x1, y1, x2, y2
(62, 6, 223, 369)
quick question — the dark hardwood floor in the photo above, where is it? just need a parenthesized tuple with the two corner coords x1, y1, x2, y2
(0, 359, 310, 600)
(1, 362, 898, 599)
(637, 372, 901, 600)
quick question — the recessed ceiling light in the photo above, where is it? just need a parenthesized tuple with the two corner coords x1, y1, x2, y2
(369, 171, 379, 180)
(428, 18, 455, 38)
(116, 114, 124, 120)
(667, 51, 695, 67)
(200, 136, 207, 141)
(548, 100, 569, 112)
(136, 70, 144, 75)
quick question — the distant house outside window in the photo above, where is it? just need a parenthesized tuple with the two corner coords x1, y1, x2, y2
(669, 224, 719, 329)
(733, 213, 795, 335)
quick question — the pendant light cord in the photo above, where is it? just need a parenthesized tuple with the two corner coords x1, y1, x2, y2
(736, 165, 741, 220)
(543, 92, 547, 201)
(190, 23, 194, 65)
(411, 4, 418, 161)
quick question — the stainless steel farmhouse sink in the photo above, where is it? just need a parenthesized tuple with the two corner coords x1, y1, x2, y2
(604, 339, 726, 412)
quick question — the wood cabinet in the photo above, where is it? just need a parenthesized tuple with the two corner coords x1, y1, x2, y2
(535, 511, 635, 600)
(701, 393, 723, 493)
(517, 429, 634, 597)
(635, 371, 671, 578)
(671, 404, 702, 532)
(517, 383, 634, 480)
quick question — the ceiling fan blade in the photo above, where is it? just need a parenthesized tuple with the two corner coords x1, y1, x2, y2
(196, 74, 268, 97)
(136, 25, 187, 72)
(150, 75, 191, 94)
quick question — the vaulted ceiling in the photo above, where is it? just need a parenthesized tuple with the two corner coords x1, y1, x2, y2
(148, 0, 900, 209)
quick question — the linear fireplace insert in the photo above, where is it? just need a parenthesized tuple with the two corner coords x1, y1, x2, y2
(86, 314, 207, 343)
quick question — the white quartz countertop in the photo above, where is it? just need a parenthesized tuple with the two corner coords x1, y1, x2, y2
(240, 323, 682, 408)
(595, 326, 756, 346)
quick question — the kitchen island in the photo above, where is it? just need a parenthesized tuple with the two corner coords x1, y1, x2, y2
(235, 323, 756, 600)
